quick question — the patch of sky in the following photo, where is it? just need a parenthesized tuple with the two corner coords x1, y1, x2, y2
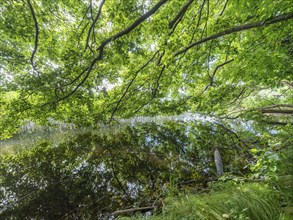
(126, 182, 142, 199)
(72, 159, 89, 175)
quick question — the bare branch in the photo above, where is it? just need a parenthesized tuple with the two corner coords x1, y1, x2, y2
(175, 12, 293, 56)
(112, 206, 156, 216)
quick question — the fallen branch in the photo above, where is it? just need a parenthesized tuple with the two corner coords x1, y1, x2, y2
(112, 206, 156, 216)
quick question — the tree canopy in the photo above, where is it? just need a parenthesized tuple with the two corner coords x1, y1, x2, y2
(0, 0, 293, 219)
(1, 0, 292, 137)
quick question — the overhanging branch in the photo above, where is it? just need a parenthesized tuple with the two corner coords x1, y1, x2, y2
(96, 0, 168, 60)
(169, 0, 194, 29)
(27, 0, 40, 74)
(174, 12, 293, 57)
(202, 59, 234, 93)
(109, 51, 160, 122)
(261, 109, 293, 114)
(85, 0, 106, 51)
(219, 0, 229, 16)
(56, 0, 168, 103)
(260, 104, 293, 115)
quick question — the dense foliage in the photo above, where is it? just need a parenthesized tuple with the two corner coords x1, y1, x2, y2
(0, 122, 246, 218)
(0, 120, 292, 218)
(0, 0, 292, 219)
(1, 0, 292, 137)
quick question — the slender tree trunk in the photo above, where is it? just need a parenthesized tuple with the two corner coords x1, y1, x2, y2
(214, 148, 224, 176)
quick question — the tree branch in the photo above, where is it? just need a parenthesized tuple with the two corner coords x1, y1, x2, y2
(27, 0, 39, 74)
(186, 0, 206, 45)
(56, 0, 168, 103)
(216, 123, 251, 150)
(85, 0, 106, 51)
(219, 0, 229, 16)
(175, 12, 293, 56)
(282, 81, 293, 88)
(174, 0, 206, 61)
(112, 206, 156, 216)
(109, 51, 160, 122)
(96, 0, 168, 59)
(130, 66, 166, 116)
(261, 120, 293, 126)
(210, 59, 234, 85)
(53, 57, 100, 102)
(169, 0, 193, 29)
(260, 104, 293, 109)
(202, 59, 234, 93)
(151, 65, 166, 100)
(261, 109, 293, 114)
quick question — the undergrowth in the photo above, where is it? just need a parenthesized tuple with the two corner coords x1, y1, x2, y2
(120, 182, 284, 220)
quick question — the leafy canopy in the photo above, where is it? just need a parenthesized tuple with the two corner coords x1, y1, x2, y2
(0, 0, 292, 137)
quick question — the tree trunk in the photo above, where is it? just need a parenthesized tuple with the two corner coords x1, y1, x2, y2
(214, 148, 224, 176)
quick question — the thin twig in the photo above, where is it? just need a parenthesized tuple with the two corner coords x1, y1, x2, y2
(109, 51, 160, 122)
(202, 59, 234, 93)
(219, 0, 229, 16)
